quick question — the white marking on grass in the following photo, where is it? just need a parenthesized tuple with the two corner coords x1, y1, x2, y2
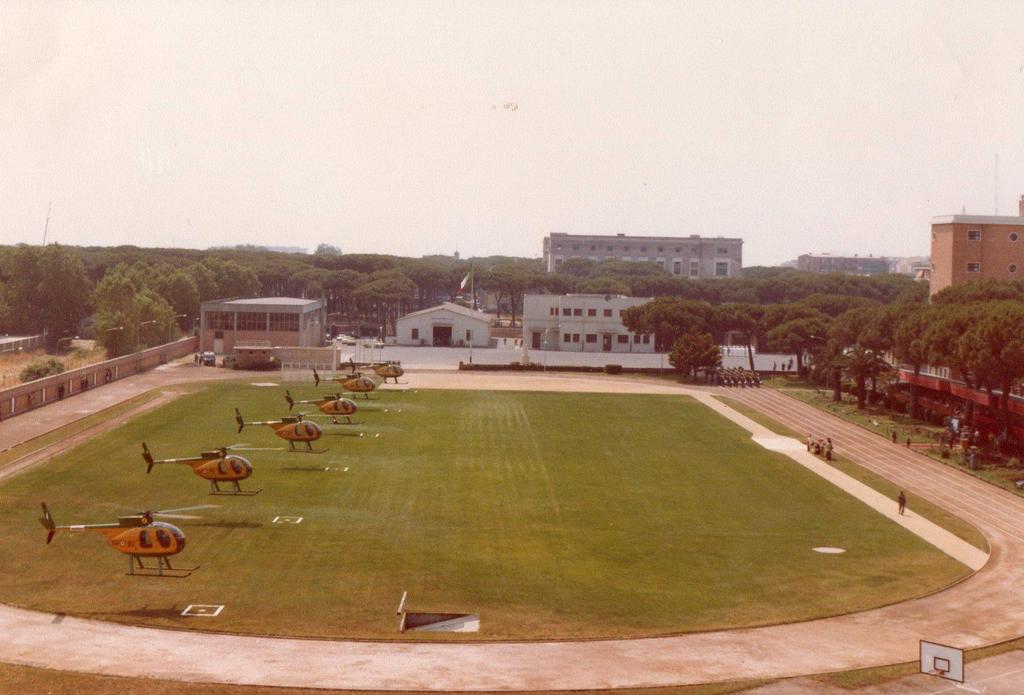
(272, 516, 303, 524)
(343, 467, 349, 472)
(249, 382, 279, 387)
(182, 604, 224, 617)
(813, 547, 846, 554)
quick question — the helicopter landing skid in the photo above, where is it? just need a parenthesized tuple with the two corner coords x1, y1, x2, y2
(209, 481, 261, 495)
(128, 555, 197, 578)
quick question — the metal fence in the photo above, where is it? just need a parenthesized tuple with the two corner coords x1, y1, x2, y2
(0, 335, 44, 353)
(280, 362, 333, 383)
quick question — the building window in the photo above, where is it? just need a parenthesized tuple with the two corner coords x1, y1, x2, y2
(617, 334, 629, 343)
(674, 246, 681, 252)
(562, 308, 571, 316)
(411, 328, 419, 340)
(673, 260, 682, 275)
(624, 245, 630, 251)
(573, 334, 580, 342)
(590, 245, 596, 250)
(563, 333, 571, 343)
(573, 308, 582, 316)
(587, 308, 597, 316)
(1011, 232, 1020, 242)
(572, 245, 579, 250)
(641, 334, 650, 344)
(586, 334, 597, 343)
(967, 262, 981, 272)
(715, 262, 729, 277)
(640, 246, 647, 252)
(237, 312, 267, 331)
(466, 329, 472, 341)
(603, 309, 612, 317)
(967, 230, 981, 241)
(206, 311, 232, 330)
(606, 245, 613, 251)
(1010, 264, 1018, 273)
(689, 260, 700, 277)
(717, 247, 728, 254)
(555, 257, 563, 266)
(657, 246, 663, 252)
(269, 313, 299, 331)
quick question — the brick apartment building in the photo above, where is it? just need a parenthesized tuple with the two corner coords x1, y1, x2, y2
(930, 195, 1024, 295)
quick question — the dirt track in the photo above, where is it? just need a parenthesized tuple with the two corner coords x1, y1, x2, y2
(0, 371, 1021, 691)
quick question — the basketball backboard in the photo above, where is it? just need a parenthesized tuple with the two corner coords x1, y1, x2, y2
(920, 640, 964, 683)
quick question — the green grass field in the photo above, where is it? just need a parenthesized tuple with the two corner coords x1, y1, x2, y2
(0, 383, 971, 640)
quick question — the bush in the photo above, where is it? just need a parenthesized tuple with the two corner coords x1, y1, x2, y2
(1008, 457, 1022, 468)
(19, 358, 66, 383)
(604, 364, 622, 375)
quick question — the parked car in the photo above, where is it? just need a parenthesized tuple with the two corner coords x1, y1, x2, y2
(201, 351, 216, 366)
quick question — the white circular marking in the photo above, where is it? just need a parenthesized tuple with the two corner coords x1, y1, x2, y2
(813, 547, 846, 554)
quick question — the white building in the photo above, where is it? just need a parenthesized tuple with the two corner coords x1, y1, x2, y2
(395, 303, 491, 347)
(542, 233, 743, 277)
(521, 294, 655, 353)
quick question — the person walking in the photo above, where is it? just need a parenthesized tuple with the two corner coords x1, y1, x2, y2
(891, 430, 897, 444)
(897, 491, 906, 515)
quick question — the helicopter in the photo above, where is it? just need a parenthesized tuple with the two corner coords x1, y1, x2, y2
(235, 408, 324, 452)
(284, 390, 358, 424)
(142, 443, 260, 495)
(345, 357, 405, 384)
(38, 502, 213, 577)
(312, 367, 380, 399)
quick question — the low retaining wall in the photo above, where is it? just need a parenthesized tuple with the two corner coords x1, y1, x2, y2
(458, 362, 676, 376)
(0, 337, 198, 421)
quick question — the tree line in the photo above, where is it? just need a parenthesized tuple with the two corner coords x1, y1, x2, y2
(2, 242, 927, 358)
(631, 278, 1024, 438)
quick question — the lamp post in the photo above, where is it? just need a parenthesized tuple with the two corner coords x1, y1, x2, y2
(56, 335, 77, 353)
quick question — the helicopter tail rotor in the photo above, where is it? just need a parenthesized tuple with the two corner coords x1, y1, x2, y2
(141, 442, 155, 474)
(285, 391, 295, 411)
(39, 503, 56, 544)
(235, 408, 245, 433)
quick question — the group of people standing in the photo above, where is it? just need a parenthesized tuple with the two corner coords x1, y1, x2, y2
(807, 434, 833, 461)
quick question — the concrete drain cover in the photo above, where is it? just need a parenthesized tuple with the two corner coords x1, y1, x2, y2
(813, 547, 846, 554)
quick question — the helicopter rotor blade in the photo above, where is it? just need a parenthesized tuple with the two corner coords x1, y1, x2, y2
(151, 504, 220, 515)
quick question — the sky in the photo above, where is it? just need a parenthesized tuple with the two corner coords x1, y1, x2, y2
(1, 1, 1023, 267)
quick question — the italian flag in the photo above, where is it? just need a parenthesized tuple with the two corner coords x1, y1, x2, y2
(457, 267, 474, 294)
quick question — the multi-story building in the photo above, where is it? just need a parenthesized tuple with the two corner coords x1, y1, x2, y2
(796, 254, 890, 276)
(542, 233, 742, 278)
(521, 294, 655, 353)
(929, 196, 1024, 295)
(200, 297, 326, 353)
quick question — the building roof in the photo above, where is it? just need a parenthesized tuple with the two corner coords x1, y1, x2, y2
(546, 233, 743, 243)
(398, 302, 491, 323)
(202, 297, 323, 308)
(932, 215, 1024, 225)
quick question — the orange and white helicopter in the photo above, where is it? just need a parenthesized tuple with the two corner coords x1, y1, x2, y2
(38, 502, 214, 577)
(313, 367, 380, 399)
(345, 358, 405, 384)
(235, 408, 324, 452)
(142, 443, 259, 495)
(284, 390, 358, 424)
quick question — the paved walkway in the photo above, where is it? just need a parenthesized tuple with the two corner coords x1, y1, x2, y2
(0, 374, 1021, 690)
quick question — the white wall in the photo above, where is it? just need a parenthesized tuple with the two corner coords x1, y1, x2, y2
(396, 308, 490, 347)
(521, 294, 655, 353)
